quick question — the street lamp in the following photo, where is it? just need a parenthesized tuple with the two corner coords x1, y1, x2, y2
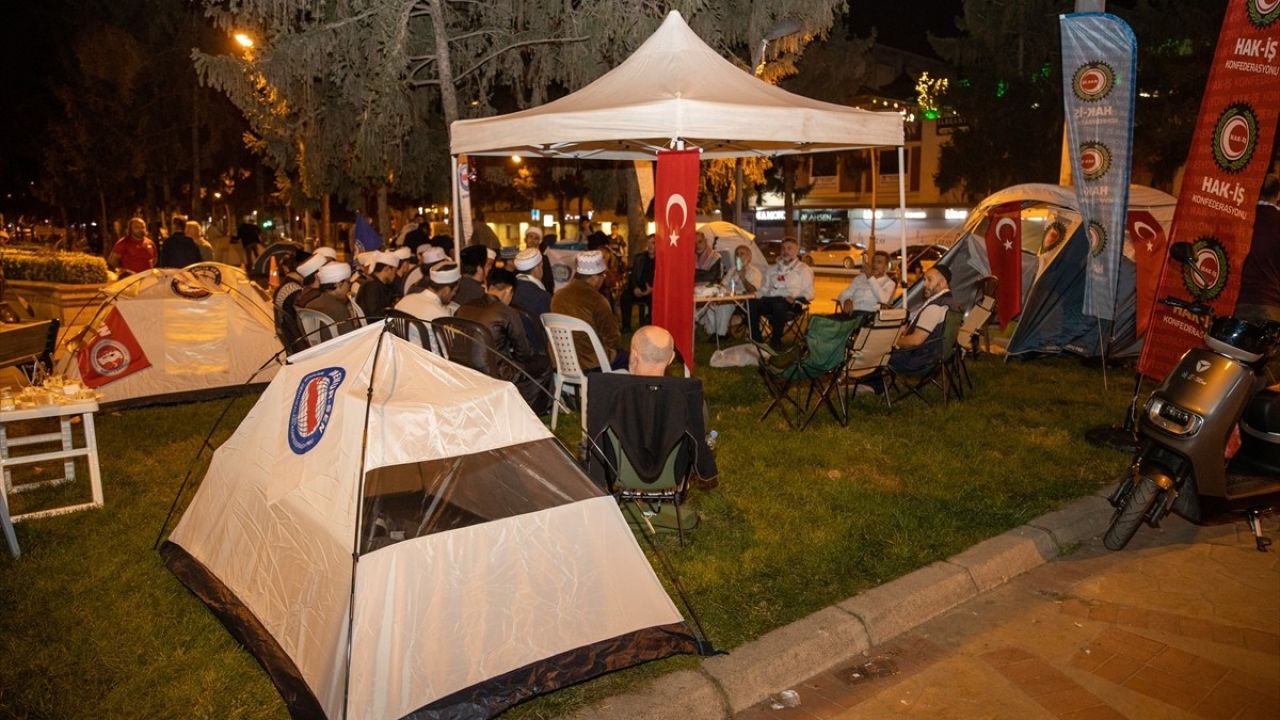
(234, 32, 255, 49)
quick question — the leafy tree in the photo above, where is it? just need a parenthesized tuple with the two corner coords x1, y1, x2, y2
(928, 0, 1068, 200)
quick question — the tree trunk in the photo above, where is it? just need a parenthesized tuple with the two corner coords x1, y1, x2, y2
(321, 193, 331, 250)
(782, 156, 796, 239)
(98, 187, 110, 258)
(734, 158, 745, 226)
(427, 0, 460, 130)
(623, 164, 645, 250)
(191, 85, 201, 215)
(376, 185, 390, 240)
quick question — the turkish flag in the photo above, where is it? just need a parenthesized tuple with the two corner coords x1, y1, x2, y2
(78, 307, 151, 388)
(1126, 210, 1167, 337)
(652, 149, 701, 373)
(983, 203, 1022, 329)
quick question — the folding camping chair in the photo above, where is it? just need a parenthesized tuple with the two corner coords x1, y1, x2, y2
(757, 315, 860, 429)
(843, 308, 907, 410)
(757, 298, 810, 348)
(954, 294, 995, 392)
(889, 309, 965, 407)
(541, 313, 616, 431)
(585, 374, 717, 545)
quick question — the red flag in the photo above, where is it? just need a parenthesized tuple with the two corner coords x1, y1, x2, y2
(1127, 210, 1168, 336)
(1138, 0, 1280, 380)
(983, 202, 1022, 329)
(651, 149, 701, 372)
(78, 307, 151, 388)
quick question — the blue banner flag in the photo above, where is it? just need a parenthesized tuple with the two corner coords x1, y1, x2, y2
(1060, 13, 1137, 321)
(352, 214, 383, 257)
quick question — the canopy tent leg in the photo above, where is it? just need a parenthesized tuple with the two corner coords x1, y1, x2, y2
(450, 156, 461, 264)
(897, 146, 908, 316)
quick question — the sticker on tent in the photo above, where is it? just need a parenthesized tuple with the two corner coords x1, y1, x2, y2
(288, 367, 345, 455)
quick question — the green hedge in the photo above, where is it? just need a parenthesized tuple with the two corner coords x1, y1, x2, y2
(0, 246, 109, 284)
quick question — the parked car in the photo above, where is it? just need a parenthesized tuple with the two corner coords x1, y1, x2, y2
(889, 243, 948, 286)
(802, 241, 864, 269)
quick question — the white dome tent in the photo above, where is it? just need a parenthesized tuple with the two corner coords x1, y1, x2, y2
(160, 323, 701, 719)
(61, 264, 283, 407)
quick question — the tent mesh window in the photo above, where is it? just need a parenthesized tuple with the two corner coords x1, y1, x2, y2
(359, 439, 600, 553)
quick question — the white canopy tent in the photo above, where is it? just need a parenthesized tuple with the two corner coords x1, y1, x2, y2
(449, 10, 911, 307)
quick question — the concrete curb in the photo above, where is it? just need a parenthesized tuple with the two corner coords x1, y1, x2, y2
(563, 493, 1111, 719)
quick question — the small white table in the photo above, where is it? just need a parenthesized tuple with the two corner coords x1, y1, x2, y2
(695, 292, 756, 349)
(0, 399, 103, 533)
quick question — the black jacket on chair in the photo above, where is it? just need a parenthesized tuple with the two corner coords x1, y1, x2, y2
(585, 373, 718, 489)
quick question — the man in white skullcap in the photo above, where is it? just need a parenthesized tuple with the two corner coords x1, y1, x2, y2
(395, 260, 459, 322)
(550, 250, 626, 370)
(403, 245, 446, 294)
(511, 247, 551, 356)
(392, 245, 414, 287)
(355, 250, 401, 318)
(299, 261, 356, 339)
(313, 246, 338, 260)
(275, 252, 330, 351)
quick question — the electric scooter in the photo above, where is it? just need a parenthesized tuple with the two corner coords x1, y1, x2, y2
(1104, 243, 1280, 552)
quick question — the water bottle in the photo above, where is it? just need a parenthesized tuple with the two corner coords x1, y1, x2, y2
(705, 430, 718, 451)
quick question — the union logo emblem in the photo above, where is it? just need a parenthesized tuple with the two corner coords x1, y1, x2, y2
(1072, 62, 1115, 102)
(1212, 103, 1257, 173)
(288, 367, 346, 455)
(1079, 142, 1112, 182)
(1181, 236, 1229, 301)
(1248, 0, 1280, 27)
(89, 339, 131, 377)
(1087, 221, 1108, 258)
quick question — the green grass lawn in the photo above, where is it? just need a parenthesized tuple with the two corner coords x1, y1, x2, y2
(0, 351, 1135, 719)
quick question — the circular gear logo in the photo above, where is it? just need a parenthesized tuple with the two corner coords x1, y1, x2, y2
(89, 338, 131, 377)
(1212, 103, 1258, 173)
(1087, 221, 1108, 258)
(1072, 62, 1115, 102)
(1079, 142, 1112, 181)
(1041, 221, 1069, 254)
(1180, 236, 1229, 301)
(1248, 0, 1280, 27)
(288, 367, 346, 455)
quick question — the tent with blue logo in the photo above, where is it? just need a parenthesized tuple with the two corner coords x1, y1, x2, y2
(160, 323, 700, 719)
(903, 183, 1176, 357)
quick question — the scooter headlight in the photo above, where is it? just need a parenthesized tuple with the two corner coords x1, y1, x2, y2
(1145, 397, 1203, 437)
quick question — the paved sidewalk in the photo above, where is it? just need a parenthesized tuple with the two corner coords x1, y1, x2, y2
(734, 515, 1279, 720)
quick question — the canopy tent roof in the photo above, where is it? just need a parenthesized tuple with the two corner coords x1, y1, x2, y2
(450, 11, 905, 160)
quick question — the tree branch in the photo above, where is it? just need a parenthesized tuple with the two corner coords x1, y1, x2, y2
(455, 35, 590, 82)
(449, 29, 501, 44)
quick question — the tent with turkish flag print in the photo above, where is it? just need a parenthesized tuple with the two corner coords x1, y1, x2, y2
(903, 183, 1176, 358)
(61, 264, 283, 407)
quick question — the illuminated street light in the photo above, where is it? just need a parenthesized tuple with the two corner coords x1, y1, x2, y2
(510, 155, 522, 164)
(234, 32, 255, 49)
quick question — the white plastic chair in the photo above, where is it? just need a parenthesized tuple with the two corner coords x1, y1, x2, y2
(296, 308, 337, 347)
(541, 313, 615, 430)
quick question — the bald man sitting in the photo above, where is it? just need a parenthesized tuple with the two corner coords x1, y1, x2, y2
(629, 325, 677, 376)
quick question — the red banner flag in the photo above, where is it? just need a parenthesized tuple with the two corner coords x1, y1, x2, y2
(983, 202, 1022, 329)
(652, 149, 701, 373)
(1137, 0, 1280, 380)
(1127, 210, 1169, 336)
(78, 307, 151, 388)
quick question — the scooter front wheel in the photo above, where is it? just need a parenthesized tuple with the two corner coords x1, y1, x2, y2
(1103, 476, 1160, 551)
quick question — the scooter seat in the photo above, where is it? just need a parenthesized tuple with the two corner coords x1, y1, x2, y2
(1243, 389, 1280, 437)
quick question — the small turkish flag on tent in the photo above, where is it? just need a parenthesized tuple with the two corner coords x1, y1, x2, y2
(1126, 210, 1167, 336)
(983, 202, 1022, 329)
(651, 149, 701, 372)
(78, 307, 151, 388)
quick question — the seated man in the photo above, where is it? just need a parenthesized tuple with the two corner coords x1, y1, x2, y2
(550, 250, 628, 371)
(403, 245, 447, 293)
(585, 325, 718, 492)
(694, 231, 723, 283)
(394, 260, 459, 321)
(702, 244, 762, 340)
(298, 261, 356, 337)
(888, 265, 962, 376)
(511, 247, 552, 355)
(275, 251, 328, 351)
(453, 245, 488, 306)
(749, 237, 815, 349)
(456, 268, 553, 414)
(835, 250, 895, 322)
(354, 250, 401, 318)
